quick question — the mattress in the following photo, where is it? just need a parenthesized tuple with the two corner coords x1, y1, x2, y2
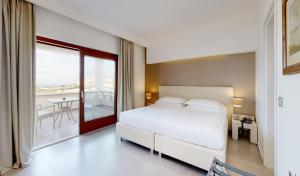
(119, 104, 228, 150)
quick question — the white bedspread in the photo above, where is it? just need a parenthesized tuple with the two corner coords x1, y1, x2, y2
(119, 104, 228, 150)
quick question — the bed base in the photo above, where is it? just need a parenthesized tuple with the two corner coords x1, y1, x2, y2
(155, 134, 227, 171)
(116, 122, 155, 153)
(116, 122, 227, 171)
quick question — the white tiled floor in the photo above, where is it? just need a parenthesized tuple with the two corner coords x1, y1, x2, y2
(13, 125, 207, 176)
(8, 125, 273, 176)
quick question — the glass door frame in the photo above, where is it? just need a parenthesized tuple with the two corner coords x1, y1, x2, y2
(80, 48, 118, 134)
(36, 36, 118, 135)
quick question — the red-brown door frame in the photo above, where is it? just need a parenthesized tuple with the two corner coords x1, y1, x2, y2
(36, 36, 118, 134)
(79, 47, 118, 134)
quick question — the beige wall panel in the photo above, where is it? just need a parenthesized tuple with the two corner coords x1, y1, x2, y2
(146, 52, 255, 115)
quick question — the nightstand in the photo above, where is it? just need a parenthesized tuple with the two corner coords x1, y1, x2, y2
(232, 114, 257, 144)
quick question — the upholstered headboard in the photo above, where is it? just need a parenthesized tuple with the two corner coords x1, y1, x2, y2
(159, 86, 234, 128)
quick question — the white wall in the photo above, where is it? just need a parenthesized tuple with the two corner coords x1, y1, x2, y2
(36, 7, 118, 54)
(133, 44, 145, 108)
(275, 0, 300, 175)
(257, 0, 300, 175)
(36, 7, 145, 108)
(146, 3, 260, 64)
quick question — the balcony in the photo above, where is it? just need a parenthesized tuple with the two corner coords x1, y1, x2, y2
(34, 91, 114, 149)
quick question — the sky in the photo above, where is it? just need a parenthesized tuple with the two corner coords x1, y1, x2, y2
(36, 43, 115, 88)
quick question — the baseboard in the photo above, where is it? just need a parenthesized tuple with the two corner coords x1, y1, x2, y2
(258, 142, 264, 160)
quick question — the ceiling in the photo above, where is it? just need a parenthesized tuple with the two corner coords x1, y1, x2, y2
(27, 0, 260, 46)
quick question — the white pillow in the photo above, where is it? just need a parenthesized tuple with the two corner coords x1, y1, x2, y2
(155, 101, 184, 108)
(185, 99, 227, 110)
(156, 96, 186, 105)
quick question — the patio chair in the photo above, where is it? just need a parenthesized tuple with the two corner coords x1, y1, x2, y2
(85, 93, 102, 119)
(36, 104, 56, 130)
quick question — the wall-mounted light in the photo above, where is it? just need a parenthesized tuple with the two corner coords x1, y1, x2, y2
(146, 92, 152, 100)
(232, 97, 243, 108)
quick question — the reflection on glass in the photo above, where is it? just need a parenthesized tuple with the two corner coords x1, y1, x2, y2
(36, 43, 80, 95)
(84, 56, 115, 122)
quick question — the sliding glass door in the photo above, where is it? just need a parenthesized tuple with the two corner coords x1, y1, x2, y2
(36, 36, 118, 136)
(80, 49, 118, 134)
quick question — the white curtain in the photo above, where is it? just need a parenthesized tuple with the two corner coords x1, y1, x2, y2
(0, 0, 36, 175)
(118, 38, 135, 116)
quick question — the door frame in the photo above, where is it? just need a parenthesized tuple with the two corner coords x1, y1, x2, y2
(36, 36, 118, 135)
(263, 3, 276, 170)
(80, 47, 118, 134)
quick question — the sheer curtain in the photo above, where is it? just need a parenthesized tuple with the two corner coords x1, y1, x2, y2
(0, 0, 36, 175)
(118, 38, 135, 116)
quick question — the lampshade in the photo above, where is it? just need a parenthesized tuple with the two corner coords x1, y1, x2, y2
(232, 97, 243, 108)
(146, 92, 152, 100)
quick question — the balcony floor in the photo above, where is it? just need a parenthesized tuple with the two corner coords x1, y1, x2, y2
(34, 105, 114, 149)
(84, 105, 114, 121)
(34, 110, 79, 149)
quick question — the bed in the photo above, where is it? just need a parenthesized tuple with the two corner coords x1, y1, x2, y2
(116, 86, 233, 170)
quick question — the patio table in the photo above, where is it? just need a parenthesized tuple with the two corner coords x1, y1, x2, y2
(48, 97, 79, 127)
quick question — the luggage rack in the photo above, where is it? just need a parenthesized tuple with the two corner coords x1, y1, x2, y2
(207, 158, 255, 176)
